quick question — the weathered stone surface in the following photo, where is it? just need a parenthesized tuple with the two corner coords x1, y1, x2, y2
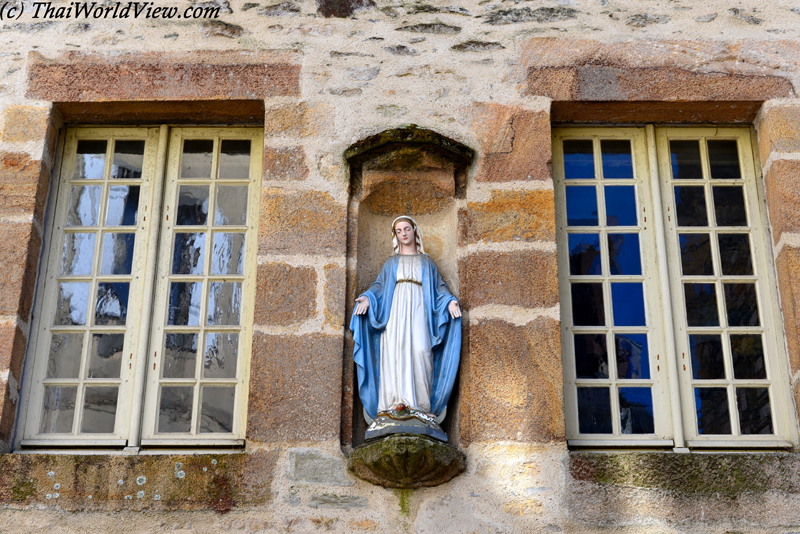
(415, 496, 506, 534)
(258, 2, 300, 16)
(247, 333, 342, 440)
(464, 103, 551, 182)
(287, 448, 352, 485)
(464, 318, 564, 442)
(316, 0, 375, 18)
(0, 450, 278, 511)
(757, 103, 800, 163)
(0, 105, 50, 144)
(307, 493, 367, 509)
(254, 262, 317, 326)
(0, 324, 26, 443)
(323, 263, 345, 329)
(263, 146, 308, 181)
(764, 158, 800, 243)
(729, 7, 762, 25)
(467, 189, 555, 244)
(199, 20, 245, 38)
(0, 222, 40, 319)
(264, 102, 332, 138)
(348, 435, 466, 488)
(525, 66, 794, 101)
(626, 14, 670, 27)
(450, 40, 505, 52)
(396, 23, 460, 34)
(464, 250, 558, 310)
(775, 245, 800, 373)
(57, 101, 264, 125)
(551, 101, 763, 124)
(485, 6, 577, 25)
(362, 179, 454, 216)
(258, 188, 346, 255)
(27, 51, 300, 101)
(0, 152, 50, 220)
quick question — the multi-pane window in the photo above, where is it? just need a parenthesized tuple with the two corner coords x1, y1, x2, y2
(19, 126, 262, 448)
(555, 126, 798, 448)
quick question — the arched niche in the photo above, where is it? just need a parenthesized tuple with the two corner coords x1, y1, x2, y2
(343, 126, 474, 447)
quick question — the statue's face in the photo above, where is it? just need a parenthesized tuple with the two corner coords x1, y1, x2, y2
(394, 220, 415, 248)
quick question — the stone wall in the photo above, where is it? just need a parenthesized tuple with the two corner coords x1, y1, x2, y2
(3, 0, 800, 532)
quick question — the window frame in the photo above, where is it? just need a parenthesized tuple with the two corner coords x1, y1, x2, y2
(554, 125, 799, 449)
(15, 125, 263, 450)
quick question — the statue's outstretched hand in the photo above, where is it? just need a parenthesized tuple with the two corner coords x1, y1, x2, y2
(448, 300, 461, 319)
(354, 296, 370, 315)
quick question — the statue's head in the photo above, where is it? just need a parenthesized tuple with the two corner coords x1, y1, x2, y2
(392, 215, 425, 255)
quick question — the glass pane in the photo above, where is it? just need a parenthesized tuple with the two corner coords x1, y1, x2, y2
(67, 185, 102, 227)
(81, 386, 118, 433)
(674, 186, 708, 227)
(219, 140, 251, 179)
(39, 386, 77, 434)
(207, 282, 242, 326)
(689, 334, 725, 379)
(565, 186, 598, 226)
(737, 388, 773, 435)
(568, 233, 602, 276)
(724, 283, 760, 327)
(713, 186, 747, 227)
(619, 387, 654, 434)
(601, 139, 633, 179)
(105, 185, 139, 226)
(176, 185, 209, 226)
(577, 387, 612, 434)
(87, 333, 124, 379)
(211, 232, 246, 275)
(718, 234, 753, 276)
(695, 387, 731, 434)
(95, 282, 129, 326)
(563, 140, 594, 179)
(215, 185, 248, 226)
(607, 234, 641, 275)
(679, 233, 714, 276)
(615, 334, 649, 379)
(100, 233, 135, 275)
(204, 333, 238, 378)
(172, 233, 206, 275)
(158, 386, 193, 433)
(670, 140, 702, 179)
(55, 282, 90, 326)
(731, 334, 766, 380)
(199, 387, 236, 433)
(73, 140, 106, 180)
(604, 186, 637, 226)
(573, 334, 608, 379)
(164, 333, 198, 379)
(611, 282, 645, 327)
(708, 140, 741, 179)
(111, 140, 145, 179)
(571, 283, 605, 326)
(684, 283, 719, 327)
(181, 139, 214, 178)
(168, 282, 203, 326)
(61, 232, 96, 276)
(46, 333, 83, 379)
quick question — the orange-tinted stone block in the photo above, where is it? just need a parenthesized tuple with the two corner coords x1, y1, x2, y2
(0, 105, 51, 144)
(253, 262, 317, 327)
(757, 103, 800, 164)
(467, 189, 556, 244)
(763, 158, 800, 243)
(263, 146, 309, 181)
(464, 250, 558, 310)
(0, 222, 41, 319)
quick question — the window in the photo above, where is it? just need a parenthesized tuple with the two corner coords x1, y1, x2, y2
(19, 126, 262, 448)
(554, 126, 798, 448)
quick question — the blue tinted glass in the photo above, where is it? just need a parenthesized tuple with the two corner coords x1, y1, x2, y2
(615, 334, 649, 379)
(619, 387, 654, 434)
(605, 186, 637, 226)
(574, 334, 609, 379)
(689, 334, 725, 379)
(577, 387, 612, 434)
(695, 388, 731, 435)
(601, 140, 633, 179)
(569, 234, 602, 275)
(607, 234, 641, 275)
(566, 186, 598, 226)
(563, 140, 595, 179)
(611, 282, 645, 327)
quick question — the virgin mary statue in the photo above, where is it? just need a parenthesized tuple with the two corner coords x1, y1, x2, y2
(350, 216, 462, 438)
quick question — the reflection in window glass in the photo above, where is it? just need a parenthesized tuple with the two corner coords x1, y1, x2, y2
(181, 140, 214, 178)
(615, 334, 649, 379)
(563, 140, 595, 179)
(100, 233, 135, 275)
(218, 140, 251, 179)
(95, 282, 129, 325)
(74, 140, 107, 180)
(176, 185, 209, 226)
(674, 186, 708, 227)
(61, 233, 96, 276)
(684, 283, 719, 327)
(737, 387, 773, 435)
(111, 140, 145, 179)
(608, 234, 641, 275)
(574, 334, 609, 379)
(619, 387, 654, 434)
(88, 333, 124, 379)
(679, 234, 713, 276)
(81, 386, 119, 433)
(565, 186, 598, 226)
(730, 334, 766, 380)
(724, 283, 760, 327)
(568, 234, 601, 275)
(46, 333, 83, 379)
(105, 185, 139, 226)
(695, 387, 731, 434)
(168, 282, 203, 326)
(601, 139, 633, 179)
(158, 386, 193, 433)
(605, 186, 637, 226)
(39, 386, 77, 434)
(708, 140, 741, 179)
(689, 334, 725, 380)
(67, 185, 102, 227)
(718, 234, 753, 276)
(204, 333, 238, 379)
(669, 140, 702, 179)
(164, 333, 198, 379)
(571, 283, 605, 326)
(577, 387, 612, 433)
(713, 186, 747, 227)
(199, 387, 235, 433)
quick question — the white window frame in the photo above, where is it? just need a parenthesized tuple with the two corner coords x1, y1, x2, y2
(554, 125, 799, 449)
(16, 125, 262, 450)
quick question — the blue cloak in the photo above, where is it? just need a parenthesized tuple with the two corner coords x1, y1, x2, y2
(350, 254, 462, 419)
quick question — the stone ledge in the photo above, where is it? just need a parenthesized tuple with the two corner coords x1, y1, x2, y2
(348, 435, 466, 488)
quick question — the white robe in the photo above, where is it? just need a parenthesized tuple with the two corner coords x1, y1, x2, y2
(377, 254, 433, 413)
